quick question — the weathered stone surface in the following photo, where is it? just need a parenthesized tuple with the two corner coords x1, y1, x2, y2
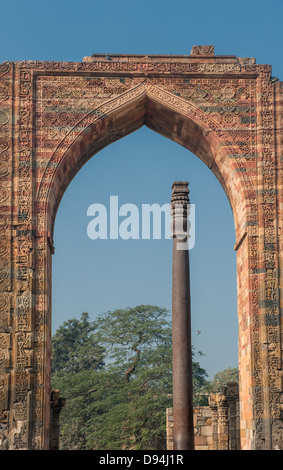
(167, 383, 241, 450)
(0, 48, 282, 449)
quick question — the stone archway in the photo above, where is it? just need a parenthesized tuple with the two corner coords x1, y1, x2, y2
(0, 47, 282, 450)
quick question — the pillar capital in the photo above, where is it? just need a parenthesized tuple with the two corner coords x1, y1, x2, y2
(171, 181, 190, 205)
(171, 181, 190, 241)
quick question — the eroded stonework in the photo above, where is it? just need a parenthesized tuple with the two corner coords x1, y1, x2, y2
(0, 48, 282, 449)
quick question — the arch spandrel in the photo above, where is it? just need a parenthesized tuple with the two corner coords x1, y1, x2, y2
(37, 82, 256, 243)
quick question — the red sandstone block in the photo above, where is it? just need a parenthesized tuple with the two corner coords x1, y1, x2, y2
(194, 436, 207, 446)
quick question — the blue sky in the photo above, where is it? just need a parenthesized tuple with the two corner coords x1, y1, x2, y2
(1, 0, 282, 379)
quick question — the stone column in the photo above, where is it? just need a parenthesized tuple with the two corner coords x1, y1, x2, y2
(49, 390, 66, 450)
(171, 181, 194, 450)
(217, 396, 229, 450)
(225, 383, 240, 450)
(209, 396, 219, 450)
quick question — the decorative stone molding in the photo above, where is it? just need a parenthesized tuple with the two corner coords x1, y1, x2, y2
(191, 45, 215, 56)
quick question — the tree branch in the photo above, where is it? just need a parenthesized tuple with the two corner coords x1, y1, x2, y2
(124, 336, 142, 382)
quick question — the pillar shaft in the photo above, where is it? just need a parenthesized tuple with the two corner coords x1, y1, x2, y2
(171, 181, 194, 450)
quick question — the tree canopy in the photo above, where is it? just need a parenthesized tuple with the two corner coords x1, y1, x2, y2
(205, 367, 239, 393)
(52, 311, 105, 375)
(51, 305, 210, 450)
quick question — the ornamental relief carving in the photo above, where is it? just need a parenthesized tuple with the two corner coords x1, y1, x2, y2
(152, 77, 257, 161)
(0, 62, 12, 434)
(20, 59, 243, 74)
(0, 55, 280, 449)
(30, 67, 281, 449)
(37, 76, 144, 130)
(36, 78, 257, 214)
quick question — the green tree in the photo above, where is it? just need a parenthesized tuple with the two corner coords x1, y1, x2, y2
(201, 367, 239, 396)
(209, 367, 239, 392)
(52, 305, 208, 450)
(52, 312, 104, 376)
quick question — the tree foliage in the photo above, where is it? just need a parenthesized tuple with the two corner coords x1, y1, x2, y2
(52, 312, 104, 375)
(207, 367, 239, 393)
(52, 305, 209, 450)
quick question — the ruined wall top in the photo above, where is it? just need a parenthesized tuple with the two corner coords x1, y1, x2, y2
(83, 45, 256, 66)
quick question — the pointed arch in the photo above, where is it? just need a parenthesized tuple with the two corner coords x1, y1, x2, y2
(34, 81, 259, 451)
(2, 54, 281, 451)
(37, 82, 255, 243)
